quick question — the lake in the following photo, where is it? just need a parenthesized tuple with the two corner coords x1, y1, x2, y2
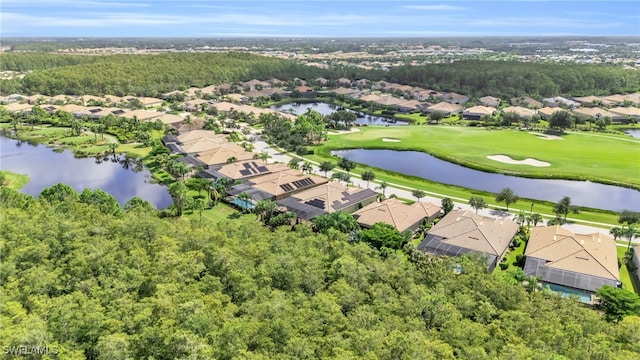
(626, 129, 640, 138)
(270, 102, 409, 126)
(333, 149, 640, 212)
(0, 136, 173, 209)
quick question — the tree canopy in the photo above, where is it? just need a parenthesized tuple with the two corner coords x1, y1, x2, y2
(1, 186, 639, 359)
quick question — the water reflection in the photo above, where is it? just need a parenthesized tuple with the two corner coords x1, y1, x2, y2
(270, 102, 409, 126)
(333, 149, 640, 212)
(0, 136, 172, 209)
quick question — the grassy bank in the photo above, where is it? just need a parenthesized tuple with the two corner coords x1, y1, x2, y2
(0, 170, 30, 190)
(318, 126, 640, 190)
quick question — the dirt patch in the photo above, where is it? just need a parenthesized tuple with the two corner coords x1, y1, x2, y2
(487, 155, 550, 167)
(382, 138, 401, 142)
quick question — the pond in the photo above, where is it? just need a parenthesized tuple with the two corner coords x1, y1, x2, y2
(332, 149, 640, 212)
(625, 129, 640, 138)
(0, 136, 173, 209)
(270, 102, 409, 126)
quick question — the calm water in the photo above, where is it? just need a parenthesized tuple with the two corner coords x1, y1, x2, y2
(626, 129, 640, 138)
(270, 102, 409, 126)
(0, 136, 172, 209)
(333, 149, 640, 212)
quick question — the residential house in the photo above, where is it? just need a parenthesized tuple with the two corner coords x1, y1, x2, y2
(599, 94, 627, 106)
(161, 90, 186, 100)
(572, 107, 623, 122)
(417, 210, 519, 271)
(50, 94, 74, 104)
(3, 103, 33, 113)
(277, 181, 378, 221)
(337, 78, 352, 86)
(138, 97, 164, 108)
(537, 107, 567, 120)
(396, 100, 425, 113)
(609, 107, 640, 121)
(332, 87, 361, 97)
(352, 198, 442, 233)
(27, 94, 52, 105)
(295, 86, 315, 98)
(199, 161, 289, 182)
(572, 96, 602, 107)
(0, 94, 25, 103)
(543, 96, 580, 109)
(183, 99, 212, 112)
(227, 168, 328, 202)
(103, 95, 124, 106)
(463, 105, 497, 120)
(200, 85, 218, 97)
(501, 106, 536, 119)
(314, 77, 329, 86)
(225, 93, 249, 104)
(425, 102, 463, 116)
(442, 92, 470, 104)
(353, 79, 369, 88)
(510, 96, 543, 108)
(479, 96, 501, 107)
(523, 226, 620, 302)
(194, 145, 255, 166)
(125, 109, 163, 122)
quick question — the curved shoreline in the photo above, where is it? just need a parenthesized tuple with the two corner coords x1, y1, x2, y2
(320, 145, 640, 192)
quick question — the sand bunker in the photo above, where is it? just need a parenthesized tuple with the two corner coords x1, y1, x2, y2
(487, 155, 550, 167)
(531, 132, 564, 140)
(382, 138, 401, 142)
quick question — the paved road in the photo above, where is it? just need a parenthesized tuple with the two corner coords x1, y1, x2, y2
(249, 128, 638, 243)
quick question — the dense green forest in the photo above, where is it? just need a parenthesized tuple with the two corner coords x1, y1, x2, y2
(386, 60, 640, 98)
(2, 53, 639, 99)
(2, 185, 640, 359)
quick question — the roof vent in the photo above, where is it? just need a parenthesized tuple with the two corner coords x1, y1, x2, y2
(580, 240, 584, 245)
(553, 235, 557, 241)
(456, 217, 461, 221)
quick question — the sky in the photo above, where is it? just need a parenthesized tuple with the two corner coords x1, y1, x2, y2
(1, 0, 639, 38)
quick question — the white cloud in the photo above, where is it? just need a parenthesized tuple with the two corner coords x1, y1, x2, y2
(469, 17, 622, 29)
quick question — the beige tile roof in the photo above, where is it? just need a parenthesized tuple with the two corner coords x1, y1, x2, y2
(181, 138, 236, 154)
(537, 107, 566, 118)
(479, 96, 500, 107)
(352, 198, 441, 232)
(572, 107, 619, 119)
(510, 96, 542, 108)
(463, 105, 496, 116)
(177, 130, 228, 144)
(247, 169, 328, 197)
(212, 101, 237, 112)
(103, 95, 123, 104)
(138, 97, 163, 106)
(126, 109, 163, 121)
(172, 118, 204, 132)
(573, 96, 602, 105)
(427, 210, 519, 256)
(58, 104, 91, 115)
(360, 94, 383, 103)
(286, 181, 377, 213)
(200, 85, 218, 95)
(155, 113, 184, 125)
(3, 103, 33, 112)
(525, 225, 619, 281)
(195, 146, 255, 165)
(427, 102, 463, 114)
(215, 161, 289, 181)
(609, 107, 640, 117)
(600, 94, 627, 104)
(501, 106, 536, 118)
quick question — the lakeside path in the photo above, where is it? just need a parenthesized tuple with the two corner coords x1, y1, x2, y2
(249, 127, 636, 241)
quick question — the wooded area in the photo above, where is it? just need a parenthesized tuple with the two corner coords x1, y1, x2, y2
(2, 53, 639, 99)
(2, 186, 640, 359)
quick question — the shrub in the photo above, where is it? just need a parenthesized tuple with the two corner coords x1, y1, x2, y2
(513, 239, 522, 248)
(499, 263, 509, 270)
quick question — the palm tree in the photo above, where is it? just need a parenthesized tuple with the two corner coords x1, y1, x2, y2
(313, 211, 358, 234)
(226, 156, 237, 164)
(412, 188, 426, 203)
(529, 213, 543, 226)
(553, 196, 579, 224)
(236, 192, 252, 213)
(623, 224, 639, 253)
(514, 210, 527, 226)
(319, 161, 335, 178)
(441, 197, 454, 215)
(609, 226, 624, 241)
(258, 151, 271, 164)
(301, 161, 313, 174)
(361, 170, 376, 188)
(376, 181, 388, 197)
(469, 196, 487, 215)
(193, 198, 207, 223)
(253, 199, 277, 224)
(108, 142, 117, 155)
(184, 115, 196, 131)
(288, 158, 301, 170)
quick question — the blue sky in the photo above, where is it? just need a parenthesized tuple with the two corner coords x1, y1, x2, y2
(1, 0, 639, 37)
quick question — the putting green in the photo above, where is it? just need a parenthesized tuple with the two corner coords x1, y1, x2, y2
(321, 126, 640, 189)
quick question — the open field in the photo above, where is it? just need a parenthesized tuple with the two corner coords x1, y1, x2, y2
(317, 126, 640, 189)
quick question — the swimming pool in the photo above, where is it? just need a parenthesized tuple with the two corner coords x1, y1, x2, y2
(545, 283, 592, 303)
(231, 198, 255, 210)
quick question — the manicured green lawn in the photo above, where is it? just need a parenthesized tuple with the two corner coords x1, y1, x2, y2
(616, 245, 639, 294)
(319, 126, 640, 189)
(0, 170, 30, 190)
(185, 202, 257, 224)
